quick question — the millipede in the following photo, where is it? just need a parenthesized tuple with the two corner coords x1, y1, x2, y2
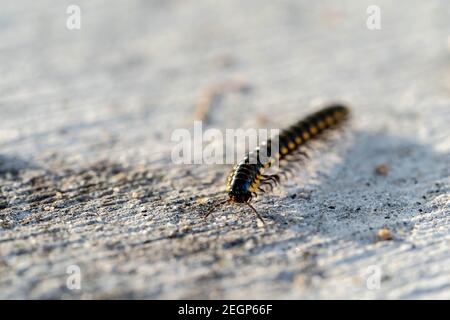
(205, 104, 350, 225)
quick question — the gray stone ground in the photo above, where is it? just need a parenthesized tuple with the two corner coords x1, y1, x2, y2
(0, 0, 449, 299)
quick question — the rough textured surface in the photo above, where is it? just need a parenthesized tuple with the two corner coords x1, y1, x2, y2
(0, 0, 449, 299)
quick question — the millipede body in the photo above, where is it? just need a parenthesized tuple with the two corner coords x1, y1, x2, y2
(208, 104, 350, 224)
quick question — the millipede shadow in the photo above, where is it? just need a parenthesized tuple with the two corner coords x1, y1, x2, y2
(189, 128, 449, 247)
(259, 129, 449, 245)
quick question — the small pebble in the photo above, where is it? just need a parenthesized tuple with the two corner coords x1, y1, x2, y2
(181, 225, 192, 233)
(131, 191, 141, 199)
(196, 198, 208, 205)
(111, 172, 127, 183)
(375, 164, 389, 176)
(377, 228, 392, 241)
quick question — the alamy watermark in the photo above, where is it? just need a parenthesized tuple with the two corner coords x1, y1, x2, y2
(66, 5, 81, 30)
(365, 265, 381, 290)
(66, 264, 82, 290)
(366, 5, 381, 30)
(171, 121, 280, 166)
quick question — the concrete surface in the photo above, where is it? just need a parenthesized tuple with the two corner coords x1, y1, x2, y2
(0, 0, 449, 299)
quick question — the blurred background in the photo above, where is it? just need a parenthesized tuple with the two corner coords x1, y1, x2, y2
(1, 0, 448, 164)
(0, 0, 449, 299)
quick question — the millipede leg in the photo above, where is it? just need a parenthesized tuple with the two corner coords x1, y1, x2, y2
(262, 175, 279, 184)
(204, 199, 227, 219)
(246, 202, 266, 225)
(262, 174, 280, 184)
(260, 181, 274, 192)
(293, 149, 309, 159)
(277, 170, 289, 180)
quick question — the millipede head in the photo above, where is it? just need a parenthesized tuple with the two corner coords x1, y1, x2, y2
(228, 192, 252, 203)
(227, 183, 253, 203)
(203, 193, 265, 225)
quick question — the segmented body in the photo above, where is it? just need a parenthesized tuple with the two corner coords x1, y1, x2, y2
(226, 104, 350, 205)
